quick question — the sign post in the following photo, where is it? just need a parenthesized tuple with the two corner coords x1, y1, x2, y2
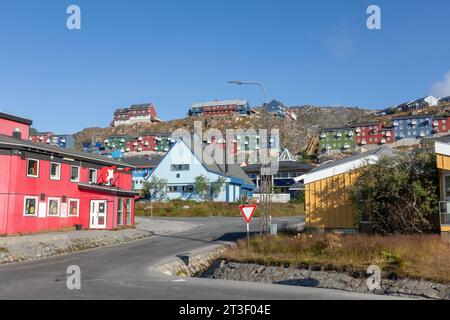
(239, 205, 256, 251)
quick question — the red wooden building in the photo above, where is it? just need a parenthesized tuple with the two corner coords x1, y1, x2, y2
(353, 122, 385, 145)
(433, 116, 450, 134)
(0, 112, 138, 236)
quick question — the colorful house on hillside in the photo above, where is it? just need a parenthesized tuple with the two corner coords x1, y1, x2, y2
(352, 122, 391, 146)
(188, 100, 251, 117)
(303, 147, 394, 232)
(392, 115, 434, 140)
(0, 112, 138, 235)
(111, 103, 162, 127)
(319, 127, 355, 152)
(434, 141, 450, 239)
(149, 139, 255, 203)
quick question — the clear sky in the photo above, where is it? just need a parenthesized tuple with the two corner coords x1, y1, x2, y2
(1, 0, 450, 133)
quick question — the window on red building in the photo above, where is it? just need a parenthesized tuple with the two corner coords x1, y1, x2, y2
(70, 166, 80, 182)
(27, 159, 39, 177)
(24, 196, 38, 216)
(50, 162, 61, 180)
(68, 199, 79, 217)
(47, 198, 60, 216)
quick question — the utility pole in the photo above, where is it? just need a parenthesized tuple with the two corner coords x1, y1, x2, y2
(228, 81, 271, 235)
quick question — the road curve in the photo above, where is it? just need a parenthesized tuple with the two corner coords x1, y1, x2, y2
(0, 217, 399, 300)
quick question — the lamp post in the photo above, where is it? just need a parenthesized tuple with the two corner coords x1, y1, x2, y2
(227, 81, 267, 106)
(228, 80, 271, 235)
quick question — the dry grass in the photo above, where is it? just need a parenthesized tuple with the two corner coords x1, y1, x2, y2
(223, 233, 450, 284)
(135, 200, 304, 218)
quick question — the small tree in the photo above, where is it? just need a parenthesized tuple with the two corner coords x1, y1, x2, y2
(194, 175, 210, 203)
(210, 177, 226, 201)
(349, 150, 439, 235)
(142, 176, 168, 202)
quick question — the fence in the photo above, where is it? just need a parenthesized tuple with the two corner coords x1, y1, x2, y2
(253, 193, 291, 203)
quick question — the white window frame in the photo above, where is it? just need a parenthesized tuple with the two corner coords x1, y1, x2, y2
(26, 158, 40, 178)
(88, 168, 97, 184)
(23, 196, 39, 217)
(47, 197, 60, 217)
(70, 165, 80, 182)
(50, 162, 61, 180)
(68, 198, 80, 217)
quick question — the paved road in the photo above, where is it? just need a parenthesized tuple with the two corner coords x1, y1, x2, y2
(0, 217, 397, 300)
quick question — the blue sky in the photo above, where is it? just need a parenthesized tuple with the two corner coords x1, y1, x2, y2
(1, 0, 450, 133)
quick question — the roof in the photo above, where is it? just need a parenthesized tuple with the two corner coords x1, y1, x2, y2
(391, 114, 433, 120)
(350, 122, 380, 127)
(191, 100, 248, 109)
(78, 183, 139, 197)
(304, 147, 395, 184)
(129, 103, 154, 110)
(0, 112, 33, 126)
(0, 134, 135, 168)
(124, 155, 163, 168)
(435, 141, 450, 156)
(242, 160, 315, 174)
(321, 127, 353, 132)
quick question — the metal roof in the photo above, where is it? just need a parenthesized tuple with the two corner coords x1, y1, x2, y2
(242, 160, 315, 174)
(191, 100, 248, 109)
(0, 112, 33, 125)
(123, 155, 163, 168)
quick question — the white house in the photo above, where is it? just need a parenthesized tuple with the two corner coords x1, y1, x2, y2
(149, 139, 255, 203)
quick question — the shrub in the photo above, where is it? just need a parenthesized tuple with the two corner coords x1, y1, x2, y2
(349, 150, 440, 235)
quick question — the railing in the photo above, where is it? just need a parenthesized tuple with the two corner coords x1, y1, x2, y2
(439, 201, 450, 226)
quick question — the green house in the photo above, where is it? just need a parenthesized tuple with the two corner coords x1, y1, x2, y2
(104, 135, 132, 152)
(319, 127, 355, 152)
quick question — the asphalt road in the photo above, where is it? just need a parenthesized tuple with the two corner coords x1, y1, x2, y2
(0, 217, 398, 300)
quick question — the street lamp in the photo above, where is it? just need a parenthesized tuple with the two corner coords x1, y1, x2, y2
(227, 81, 267, 106)
(228, 80, 271, 235)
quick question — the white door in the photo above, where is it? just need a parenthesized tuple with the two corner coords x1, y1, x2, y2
(90, 200, 107, 229)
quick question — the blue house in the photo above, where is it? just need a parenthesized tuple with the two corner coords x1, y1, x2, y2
(149, 139, 255, 202)
(124, 155, 164, 191)
(392, 115, 434, 140)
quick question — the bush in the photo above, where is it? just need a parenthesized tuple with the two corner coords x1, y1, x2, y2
(349, 150, 440, 235)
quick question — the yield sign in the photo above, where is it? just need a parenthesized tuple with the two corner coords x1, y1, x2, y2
(239, 205, 256, 223)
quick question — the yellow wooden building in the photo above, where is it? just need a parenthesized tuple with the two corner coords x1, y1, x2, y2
(303, 148, 393, 232)
(435, 141, 450, 238)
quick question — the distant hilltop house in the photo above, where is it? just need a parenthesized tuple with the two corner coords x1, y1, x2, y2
(386, 95, 439, 114)
(111, 103, 162, 127)
(264, 100, 297, 120)
(440, 96, 450, 104)
(188, 100, 251, 117)
(30, 132, 75, 149)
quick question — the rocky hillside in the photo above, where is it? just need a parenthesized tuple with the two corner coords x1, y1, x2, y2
(74, 106, 371, 155)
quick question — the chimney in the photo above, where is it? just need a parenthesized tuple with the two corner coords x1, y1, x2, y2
(12, 128, 22, 140)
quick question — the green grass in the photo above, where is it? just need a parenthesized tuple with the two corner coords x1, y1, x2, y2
(135, 199, 304, 218)
(223, 233, 450, 284)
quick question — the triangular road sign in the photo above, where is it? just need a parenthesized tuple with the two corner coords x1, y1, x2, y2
(239, 205, 256, 223)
